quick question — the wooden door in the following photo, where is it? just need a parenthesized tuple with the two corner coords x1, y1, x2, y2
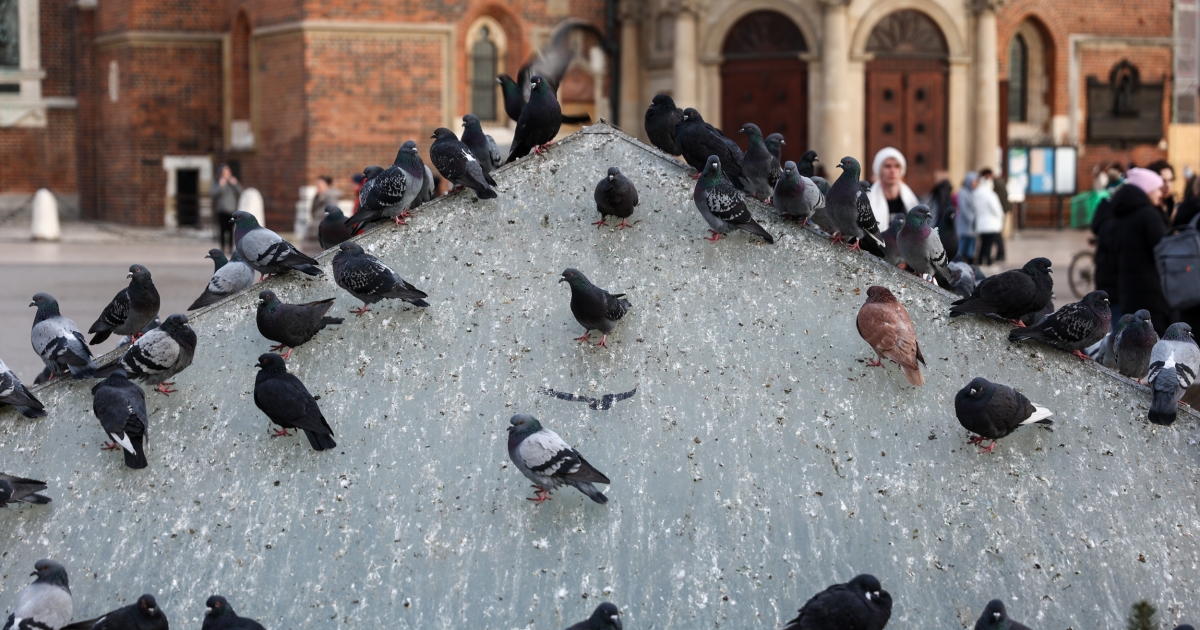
(721, 58, 808, 164)
(865, 59, 948, 196)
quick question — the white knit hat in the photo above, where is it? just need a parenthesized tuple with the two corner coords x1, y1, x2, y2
(872, 147, 907, 178)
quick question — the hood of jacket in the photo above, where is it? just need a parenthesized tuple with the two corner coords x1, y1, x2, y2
(1111, 183, 1155, 219)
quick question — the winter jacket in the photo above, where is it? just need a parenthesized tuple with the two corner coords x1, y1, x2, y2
(1107, 183, 1170, 334)
(868, 180, 919, 227)
(973, 178, 1005, 234)
(1091, 196, 1118, 301)
(955, 173, 978, 237)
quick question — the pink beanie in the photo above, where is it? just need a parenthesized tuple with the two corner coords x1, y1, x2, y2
(1125, 167, 1164, 194)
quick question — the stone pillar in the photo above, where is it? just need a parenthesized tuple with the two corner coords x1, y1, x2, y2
(671, 1, 699, 109)
(819, 0, 852, 163)
(973, 0, 1001, 171)
(618, 1, 644, 137)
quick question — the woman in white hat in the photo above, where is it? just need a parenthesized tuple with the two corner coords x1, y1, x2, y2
(868, 147, 920, 227)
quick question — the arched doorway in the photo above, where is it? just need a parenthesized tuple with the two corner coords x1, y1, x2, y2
(720, 11, 808, 163)
(864, 10, 948, 195)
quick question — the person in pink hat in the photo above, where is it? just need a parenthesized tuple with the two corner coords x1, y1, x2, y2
(1105, 167, 1170, 334)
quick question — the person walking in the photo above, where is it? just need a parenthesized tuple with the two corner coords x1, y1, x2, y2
(1108, 167, 1170, 335)
(867, 147, 920, 227)
(211, 164, 243, 252)
(973, 169, 1005, 266)
(955, 172, 979, 262)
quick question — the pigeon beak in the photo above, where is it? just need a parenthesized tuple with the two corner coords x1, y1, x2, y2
(836, 163, 844, 169)
(994, 613, 1001, 621)
(206, 607, 213, 615)
(126, 272, 133, 279)
(1046, 268, 1053, 274)
(29, 570, 36, 576)
(558, 277, 567, 283)
(780, 140, 786, 145)
(28, 301, 35, 307)
(612, 615, 623, 630)
(608, 175, 614, 181)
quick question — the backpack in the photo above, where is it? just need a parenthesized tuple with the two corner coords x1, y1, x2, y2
(1155, 212, 1200, 311)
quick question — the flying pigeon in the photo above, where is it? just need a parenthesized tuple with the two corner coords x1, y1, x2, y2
(201, 596, 266, 630)
(765, 133, 785, 165)
(90, 369, 148, 469)
(2, 559, 73, 630)
(537, 384, 637, 410)
(797, 150, 819, 178)
(954, 377, 1053, 453)
(206, 248, 228, 272)
(857, 286, 925, 386)
(825, 157, 885, 252)
(462, 114, 502, 175)
(30, 292, 97, 381)
(1113, 309, 1158, 380)
(431, 128, 498, 200)
(773, 161, 824, 224)
(782, 574, 892, 630)
(564, 603, 622, 630)
(973, 600, 1033, 630)
(560, 268, 631, 348)
(332, 241, 429, 315)
(593, 167, 638, 229)
(0, 474, 51, 506)
(947, 261, 976, 299)
(189, 249, 255, 310)
(0, 357, 45, 418)
(1147, 322, 1200, 425)
(674, 108, 747, 190)
(253, 353, 336, 451)
(738, 123, 781, 201)
(506, 75, 563, 163)
(231, 211, 322, 278)
(318, 205, 360, 250)
(950, 257, 1053, 325)
(256, 290, 343, 360)
(87, 264, 161, 345)
(496, 18, 599, 126)
(644, 94, 683, 155)
(346, 142, 421, 230)
(101, 313, 196, 395)
(63, 594, 168, 630)
(693, 155, 774, 244)
(897, 205, 953, 289)
(507, 414, 610, 504)
(1008, 290, 1111, 359)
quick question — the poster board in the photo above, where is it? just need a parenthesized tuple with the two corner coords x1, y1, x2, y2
(1007, 146, 1078, 197)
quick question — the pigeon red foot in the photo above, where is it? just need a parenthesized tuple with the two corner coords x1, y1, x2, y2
(594, 335, 609, 349)
(866, 358, 884, 367)
(270, 428, 291, 437)
(101, 441, 120, 451)
(1007, 319, 1026, 328)
(527, 485, 553, 504)
(830, 232, 844, 245)
(706, 230, 725, 243)
(350, 306, 371, 317)
(392, 216, 407, 226)
(615, 219, 632, 229)
(592, 219, 608, 228)
(1072, 349, 1091, 361)
(574, 332, 592, 344)
(155, 382, 176, 395)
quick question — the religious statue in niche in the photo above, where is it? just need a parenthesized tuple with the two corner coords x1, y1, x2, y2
(1086, 59, 1164, 145)
(1110, 60, 1140, 118)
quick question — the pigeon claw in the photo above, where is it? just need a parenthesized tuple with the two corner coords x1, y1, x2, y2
(830, 232, 844, 244)
(847, 240, 862, 252)
(101, 441, 120, 451)
(131, 332, 144, 342)
(281, 347, 294, 361)
(976, 440, 998, 454)
(270, 428, 292, 437)
(574, 332, 592, 344)
(592, 218, 608, 228)
(706, 230, 725, 243)
(155, 382, 176, 395)
(350, 306, 372, 317)
(594, 335, 609, 349)
(1007, 319, 1027, 328)
(392, 216, 408, 226)
(866, 358, 884, 367)
(400, 209, 413, 218)
(616, 219, 632, 229)
(1072, 349, 1091, 361)
(527, 486, 553, 504)
(269, 343, 287, 352)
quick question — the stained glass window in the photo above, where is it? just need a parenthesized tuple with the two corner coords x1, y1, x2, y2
(471, 27, 498, 121)
(0, 0, 18, 68)
(1008, 35, 1027, 122)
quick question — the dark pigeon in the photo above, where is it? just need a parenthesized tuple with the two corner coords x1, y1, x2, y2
(231, 211, 322, 277)
(1018, 298, 1054, 328)
(564, 603, 622, 630)
(202, 596, 266, 630)
(674, 108, 746, 190)
(410, 164, 436, 210)
(881, 214, 906, 267)
(506, 75, 562, 163)
(1147, 322, 1200, 425)
(332, 241, 429, 315)
(90, 369, 148, 469)
(30, 292, 97, 381)
(782, 574, 892, 630)
(593, 167, 638, 229)
(0, 357, 45, 418)
(955, 377, 1053, 453)
(189, 249, 255, 310)
(537, 384, 637, 410)
(950, 257, 1053, 324)
(738, 123, 781, 201)
(62, 594, 167, 630)
(1113, 309, 1158, 379)
(88, 264, 160, 345)
(101, 313, 196, 395)
(2, 560, 73, 630)
(1009, 290, 1111, 359)
(897, 205, 953, 289)
(693, 155, 774, 244)
(318, 205, 359, 250)
(765, 133, 786, 165)
(853, 180, 887, 257)
(462, 114, 502, 175)
(825, 157, 884, 253)
(797, 150, 819, 178)
(973, 600, 1033, 630)
(497, 18, 599, 126)
(0, 474, 51, 506)
(256, 290, 343, 360)
(560, 268, 630, 348)
(507, 414, 610, 504)
(253, 353, 336, 451)
(431, 127, 498, 200)
(936, 204, 959, 262)
(206, 248, 228, 272)
(346, 142, 421, 230)
(644, 94, 683, 155)
(119, 317, 161, 348)
(773, 161, 824, 224)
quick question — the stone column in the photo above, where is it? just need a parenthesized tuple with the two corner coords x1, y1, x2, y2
(618, 0, 644, 136)
(819, 0, 852, 163)
(671, 1, 699, 109)
(972, 0, 1002, 171)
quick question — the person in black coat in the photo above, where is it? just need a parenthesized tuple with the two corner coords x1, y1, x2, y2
(1107, 168, 1170, 335)
(1091, 195, 1119, 314)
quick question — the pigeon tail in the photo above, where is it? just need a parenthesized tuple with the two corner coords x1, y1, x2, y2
(15, 405, 48, 419)
(1022, 405, 1054, 425)
(571, 481, 609, 504)
(405, 298, 431, 308)
(68, 363, 97, 380)
(292, 264, 324, 276)
(900, 364, 925, 387)
(1150, 368, 1180, 425)
(304, 429, 337, 451)
(737, 220, 775, 244)
(124, 435, 148, 470)
(19, 492, 52, 504)
(89, 330, 113, 345)
(474, 186, 499, 200)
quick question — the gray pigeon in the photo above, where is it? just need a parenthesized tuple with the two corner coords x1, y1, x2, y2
(947, 261, 976, 299)
(1148, 322, 1200, 425)
(797, 150, 819, 179)
(1008, 290, 1111, 359)
(2, 559, 73, 630)
(410, 165, 436, 210)
(773, 161, 824, 223)
(693, 155, 774, 244)
(560, 268, 630, 348)
(346, 142, 422, 230)
(782, 574, 891, 630)
(0, 474, 51, 506)
(256, 290, 343, 359)
(231, 211, 322, 277)
(507, 414, 610, 504)
(87, 265, 160, 345)
(896, 205, 952, 289)
(206, 248, 228, 272)
(102, 313, 196, 395)
(90, 369, 148, 469)
(955, 377, 1053, 453)
(505, 75, 562, 163)
(30, 293, 97, 381)
(974, 600, 1033, 630)
(738, 123, 781, 201)
(881, 214, 906, 266)
(826, 157, 885, 253)
(593, 167, 638, 229)
(318, 205, 359, 250)
(0, 357, 45, 418)
(332, 241, 429, 315)
(564, 603, 622, 630)
(189, 249, 255, 310)
(462, 114, 502, 175)
(431, 127, 498, 200)
(1113, 309, 1158, 380)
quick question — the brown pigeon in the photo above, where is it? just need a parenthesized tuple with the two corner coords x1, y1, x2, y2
(856, 286, 925, 386)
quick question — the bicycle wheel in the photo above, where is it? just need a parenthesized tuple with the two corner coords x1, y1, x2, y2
(1068, 250, 1095, 299)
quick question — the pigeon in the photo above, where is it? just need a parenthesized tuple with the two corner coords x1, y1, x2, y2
(0, 357, 45, 418)
(782, 574, 892, 630)
(950, 257, 1053, 325)
(880, 214, 906, 266)
(797, 150, 819, 178)
(537, 384, 637, 410)
(30, 293, 97, 381)
(2, 560, 73, 630)
(674, 108, 747, 190)
(1018, 298, 1054, 328)
(188, 249, 255, 310)
(206, 248, 228, 272)
(857, 286, 925, 386)
(318, 205, 359, 250)
(773, 161, 824, 224)
(1113, 309, 1158, 379)
(62, 594, 167, 630)
(253, 353, 336, 450)
(560, 268, 631, 348)
(496, 18, 599, 126)
(410, 164, 436, 210)
(955, 377, 1053, 453)
(202, 596, 266, 630)
(738, 123, 782, 201)
(1008, 290, 1111, 359)
(693, 155, 774, 244)
(825, 157, 885, 252)
(936, 206, 959, 262)
(852, 181, 888, 257)
(256, 290, 343, 360)
(507, 414, 610, 504)
(332, 241, 430, 315)
(231, 210, 322, 277)
(1147, 322, 1200, 425)
(506, 75, 563, 163)
(765, 133, 786, 165)
(430, 127, 498, 200)
(564, 603, 622, 630)
(346, 142, 422, 230)
(947, 261, 976, 299)
(1174, 626, 1196, 630)
(973, 600, 1033, 630)
(897, 205, 953, 289)
(353, 165, 385, 216)
(87, 265, 161, 345)
(806, 176, 835, 231)
(90, 369, 148, 469)
(461, 114, 502, 175)
(101, 313, 196, 395)
(0, 474, 51, 506)
(593, 167, 639, 229)
(644, 94, 683, 155)
(119, 317, 160, 349)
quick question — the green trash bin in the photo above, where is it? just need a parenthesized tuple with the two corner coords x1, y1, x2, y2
(1070, 190, 1109, 229)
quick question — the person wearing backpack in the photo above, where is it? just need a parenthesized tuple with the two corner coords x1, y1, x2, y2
(1110, 168, 1170, 335)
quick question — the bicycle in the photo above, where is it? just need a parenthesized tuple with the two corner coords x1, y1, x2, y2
(1068, 239, 1096, 299)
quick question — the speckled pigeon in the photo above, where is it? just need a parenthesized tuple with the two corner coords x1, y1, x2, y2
(955, 377, 1052, 453)
(644, 94, 683, 155)
(782, 574, 892, 630)
(765, 133, 785, 165)
(773, 161, 824, 223)
(2, 559, 73, 630)
(507, 414, 610, 504)
(564, 603, 622, 630)
(825, 157, 885, 253)
(560, 268, 630, 348)
(947, 260, 976, 299)
(318, 205, 359, 250)
(1113, 309, 1158, 379)
(853, 180, 887, 257)
(101, 313, 196, 395)
(738, 123, 781, 201)
(693, 155, 774, 244)
(30, 292, 96, 381)
(256, 290, 343, 360)
(973, 600, 1033, 630)
(431, 127, 498, 200)
(231, 210, 322, 278)
(89, 369, 148, 469)
(189, 249, 254, 310)
(674, 108, 747, 189)
(506, 75, 562, 163)
(346, 142, 421, 230)
(461, 114, 502, 175)
(87, 264, 160, 345)
(950, 257, 1053, 324)
(66, 594, 168, 630)
(593, 167, 638, 229)
(206, 248, 228, 272)
(1148, 322, 1200, 425)
(253, 353, 336, 451)
(202, 596, 266, 630)
(0, 474, 51, 506)
(857, 286, 924, 386)
(332, 241, 429, 315)
(797, 150, 819, 178)
(897, 205, 952, 289)
(1008, 290, 1111, 359)
(0, 357, 45, 418)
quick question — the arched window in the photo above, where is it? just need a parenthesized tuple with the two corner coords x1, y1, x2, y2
(229, 11, 254, 151)
(0, 0, 19, 68)
(471, 26, 498, 121)
(1008, 34, 1028, 122)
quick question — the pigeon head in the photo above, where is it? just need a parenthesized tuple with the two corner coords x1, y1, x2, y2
(799, 150, 818, 165)
(835, 156, 861, 180)
(137, 594, 160, 618)
(30, 559, 69, 589)
(362, 165, 385, 181)
(127, 264, 152, 284)
(857, 180, 871, 193)
(462, 113, 482, 130)
(864, 286, 898, 304)
(205, 595, 233, 618)
(529, 75, 552, 97)
(1164, 322, 1194, 342)
(324, 204, 344, 219)
(393, 140, 421, 164)
(737, 123, 763, 141)
(496, 74, 518, 95)
(1022, 257, 1053, 276)
(782, 161, 797, 176)
(681, 108, 701, 123)
(508, 414, 543, 436)
(765, 133, 785, 149)
(905, 205, 933, 228)
(700, 155, 723, 181)
(981, 599, 1007, 623)
(431, 127, 458, 141)
(589, 603, 622, 630)
(0, 479, 12, 504)
(1082, 290, 1110, 312)
(258, 290, 281, 311)
(256, 353, 289, 373)
(1123, 309, 1158, 345)
(229, 210, 260, 228)
(206, 248, 225, 261)
(847, 574, 885, 603)
(559, 268, 593, 289)
(606, 166, 622, 181)
(29, 292, 61, 318)
(651, 94, 676, 109)
(338, 241, 365, 255)
(159, 313, 189, 334)
(958, 377, 995, 405)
